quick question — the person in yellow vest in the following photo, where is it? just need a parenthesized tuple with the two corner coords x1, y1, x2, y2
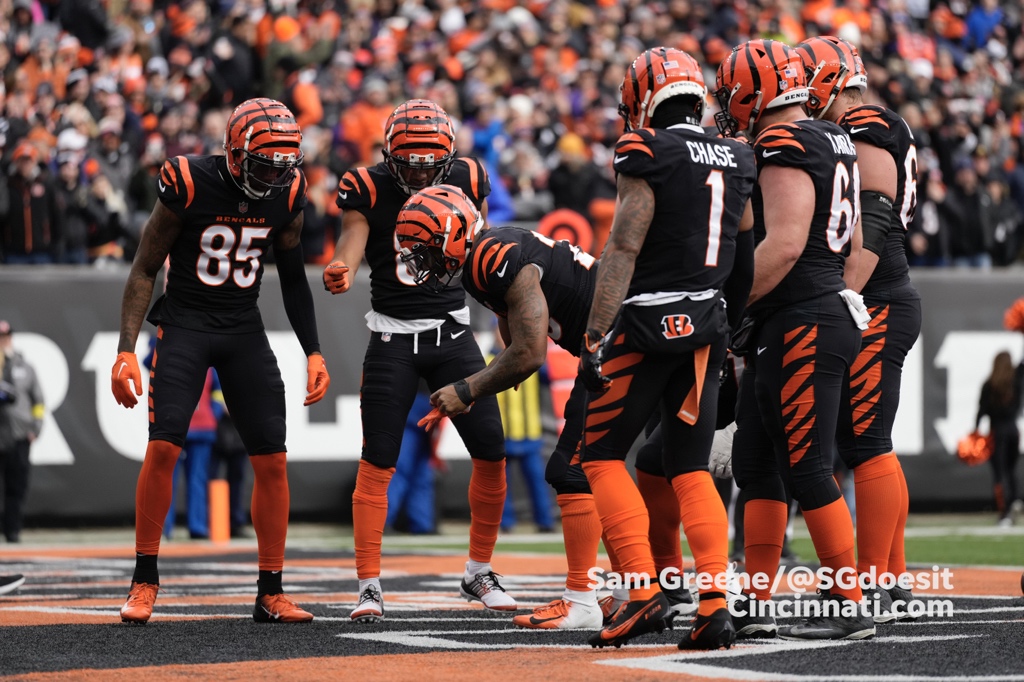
(491, 349, 553, 533)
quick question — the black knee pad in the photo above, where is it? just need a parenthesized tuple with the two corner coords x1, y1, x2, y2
(792, 476, 842, 511)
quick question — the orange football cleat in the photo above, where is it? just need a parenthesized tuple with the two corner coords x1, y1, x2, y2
(120, 582, 159, 624)
(513, 598, 602, 630)
(253, 593, 314, 623)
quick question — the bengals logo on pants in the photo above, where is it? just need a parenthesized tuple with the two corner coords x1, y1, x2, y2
(661, 314, 695, 339)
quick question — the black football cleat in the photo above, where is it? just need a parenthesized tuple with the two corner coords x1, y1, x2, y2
(731, 593, 778, 639)
(677, 607, 736, 650)
(777, 595, 875, 640)
(588, 592, 670, 649)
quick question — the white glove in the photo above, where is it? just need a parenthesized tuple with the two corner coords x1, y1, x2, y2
(839, 288, 871, 331)
(709, 422, 737, 479)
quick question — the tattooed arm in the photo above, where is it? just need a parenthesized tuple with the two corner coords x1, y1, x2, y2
(584, 174, 655, 335)
(117, 201, 182, 353)
(430, 265, 548, 415)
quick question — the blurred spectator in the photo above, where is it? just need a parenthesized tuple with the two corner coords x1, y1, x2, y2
(496, 367, 553, 534)
(211, 413, 251, 539)
(164, 370, 224, 540)
(0, 141, 63, 264)
(0, 320, 44, 544)
(386, 388, 441, 535)
(340, 77, 393, 166)
(54, 150, 107, 264)
(976, 351, 1022, 527)
(941, 157, 994, 268)
(277, 56, 323, 129)
(985, 178, 1023, 265)
(547, 132, 614, 218)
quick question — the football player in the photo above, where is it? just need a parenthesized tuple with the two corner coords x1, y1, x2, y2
(715, 40, 874, 641)
(397, 186, 699, 629)
(579, 47, 756, 650)
(322, 100, 515, 622)
(111, 99, 330, 624)
(795, 36, 922, 621)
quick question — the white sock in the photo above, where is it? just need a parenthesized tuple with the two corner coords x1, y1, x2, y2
(465, 560, 491, 577)
(563, 588, 597, 606)
(358, 578, 381, 594)
(612, 586, 630, 602)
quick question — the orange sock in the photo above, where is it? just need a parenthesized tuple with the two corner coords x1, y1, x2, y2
(672, 471, 729, 615)
(636, 470, 683, 574)
(803, 497, 862, 602)
(744, 499, 787, 601)
(888, 458, 909, 577)
(250, 452, 289, 572)
(468, 459, 506, 563)
(135, 440, 182, 555)
(583, 460, 658, 601)
(352, 460, 395, 580)
(853, 452, 901, 576)
(602, 532, 622, 573)
(557, 493, 603, 592)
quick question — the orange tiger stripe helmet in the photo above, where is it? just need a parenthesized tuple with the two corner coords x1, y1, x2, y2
(384, 99, 457, 195)
(714, 39, 808, 137)
(794, 36, 868, 120)
(396, 184, 483, 292)
(223, 98, 303, 200)
(619, 46, 707, 130)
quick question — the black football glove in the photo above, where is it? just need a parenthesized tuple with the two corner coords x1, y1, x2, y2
(579, 327, 612, 393)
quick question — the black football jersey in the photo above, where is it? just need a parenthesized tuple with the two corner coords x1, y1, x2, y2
(336, 158, 490, 320)
(837, 104, 916, 293)
(749, 120, 858, 313)
(612, 125, 756, 298)
(147, 155, 307, 332)
(463, 226, 598, 355)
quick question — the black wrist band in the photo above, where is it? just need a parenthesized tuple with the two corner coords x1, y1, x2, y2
(453, 379, 474, 405)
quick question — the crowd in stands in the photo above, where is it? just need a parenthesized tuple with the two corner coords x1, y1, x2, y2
(1, 0, 1023, 267)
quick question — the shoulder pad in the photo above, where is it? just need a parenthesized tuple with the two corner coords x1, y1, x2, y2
(838, 105, 900, 156)
(157, 156, 196, 213)
(466, 231, 522, 298)
(286, 169, 307, 214)
(336, 167, 379, 210)
(612, 128, 658, 177)
(451, 157, 491, 206)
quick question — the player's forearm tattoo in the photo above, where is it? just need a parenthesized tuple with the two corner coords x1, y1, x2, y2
(467, 266, 548, 400)
(118, 203, 181, 353)
(586, 175, 654, 335)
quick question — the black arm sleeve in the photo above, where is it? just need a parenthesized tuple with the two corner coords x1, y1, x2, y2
(723, 229, 754, 331)
(276, 243, 321, 356)
(860, 190, 895, 256)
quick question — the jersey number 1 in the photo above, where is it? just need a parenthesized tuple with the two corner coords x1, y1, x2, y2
(197, 225, 271, 288)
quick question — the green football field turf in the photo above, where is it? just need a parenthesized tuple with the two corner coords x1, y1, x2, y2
(377, 514, 1024, 567)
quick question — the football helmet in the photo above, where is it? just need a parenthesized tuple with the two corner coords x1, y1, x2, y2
(383, 99, 457, 195)
(713, 39, 808, 137)
(619, 46, 706, 130)
(794, 36, 868, 120)
(395, 184, 482, 293)
(224, 98, 303, 200)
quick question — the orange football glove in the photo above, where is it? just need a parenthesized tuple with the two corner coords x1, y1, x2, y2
(323, 261, 351, 294)
(1004, 298, 1024, 333)
(111, 351, 143, 408)
(418, 407, 446, 432)
(304, 354, 330, 406)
